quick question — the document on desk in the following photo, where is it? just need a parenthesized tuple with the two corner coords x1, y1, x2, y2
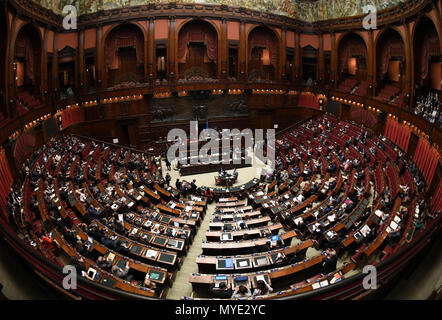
(394, 215, 401, 224)
(320, 280, 329, 287)
(170, 203, 176, 209)
(106, 252, 115, 262)
(360, 225, 371, 237)
(145, 250, 158, 258)
(312, 282, 321, 290)
(375, 210, 383, 217)
(256, 275, 265, 282)
(326, 231, 335, 238)
(238, 260, 249, 267)
(221, 233, 232, 241)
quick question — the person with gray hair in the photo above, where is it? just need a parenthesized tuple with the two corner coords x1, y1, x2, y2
(111, 261, 130, 278)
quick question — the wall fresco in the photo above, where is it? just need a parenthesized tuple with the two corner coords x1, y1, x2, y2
(33, 0, 406, 22)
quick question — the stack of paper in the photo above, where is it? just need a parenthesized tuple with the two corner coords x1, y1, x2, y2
(145, 249, 157, 258)
(312, 282, 321, 289)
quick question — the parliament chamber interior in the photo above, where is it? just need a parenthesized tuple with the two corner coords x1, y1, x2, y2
(0, 0, 441, 301)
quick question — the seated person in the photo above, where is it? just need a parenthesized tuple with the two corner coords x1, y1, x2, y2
(209, 282, 233, 299)
(143, 277, 159, 296)
(321, 249, 338, 274)
(96, 255, 112, 270)
(116, 240, 131, 256)
(274, 252, 287, 267)
(233, 168, 238, 180)
(111, 261, 130, 280)
(231, 285, 252, 299)
(252, 280, 273, 297)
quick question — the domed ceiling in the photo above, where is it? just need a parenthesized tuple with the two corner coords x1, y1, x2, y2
(34, 0, 405, 22)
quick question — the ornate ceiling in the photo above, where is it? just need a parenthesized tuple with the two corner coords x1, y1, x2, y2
(33, 0, 406, 22)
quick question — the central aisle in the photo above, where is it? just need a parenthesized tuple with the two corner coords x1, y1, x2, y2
(165, 156, 266, 299)
(166, 201, 217, 299)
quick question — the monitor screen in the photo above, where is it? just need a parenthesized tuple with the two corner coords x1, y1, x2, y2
(149, 271, 163, 281)
(255, 256, 268, 266)
(153, 237, 167, 245)
(101, 277, 115, 287)
(236, 259, 251, 268)
(159, 253, 175, 264)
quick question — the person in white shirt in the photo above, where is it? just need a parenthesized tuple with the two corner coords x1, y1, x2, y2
(252, 280, 273, 297)
(296, 193, 305, 203)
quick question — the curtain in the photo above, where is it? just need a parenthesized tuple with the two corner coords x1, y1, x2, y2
(15, 34, 35, 82)
(339, 41, 366, 73)
(432, 180, 442, 215)
(380, 38, 404, 75)
(0, 150, 13, 220)
(105, 27, 144, 70)
(13, 133, 36, 164)
(414, 137, 439, 186)
(249, 29, 278, 66)
(178, 23, 217, 64)
(298, 93, 319, 109)
(384, 118, 411, 152)
(61, 108, 85, 130)
(351, 108, 377, 128)
(419, 32, 440, 80)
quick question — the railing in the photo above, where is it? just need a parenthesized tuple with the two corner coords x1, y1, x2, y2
(74, 134, 155, 157)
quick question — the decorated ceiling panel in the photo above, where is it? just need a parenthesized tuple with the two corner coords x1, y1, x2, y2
(34, 0, 405, 22)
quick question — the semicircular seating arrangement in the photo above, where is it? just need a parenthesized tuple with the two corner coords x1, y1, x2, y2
(6, 113, 438, 300)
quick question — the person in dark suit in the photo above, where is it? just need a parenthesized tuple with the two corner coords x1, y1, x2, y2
(209, 282, 233, 299)
(116, 240, 131, 256)
(165, 173, 171, 186)
(97, 255, 113, 271)
(321, 249, 338, 274)
(175, 179, 182, 191)
(165, 157, 171, 171)
(190, 180, 197, 194)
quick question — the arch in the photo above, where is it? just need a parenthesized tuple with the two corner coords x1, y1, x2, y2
(412, 15, 441, 90)
(13, 23, 43, 100)
(421, 11, 442, 56)
(103, 22, 146, 88)
(336, 32, 369, 82)
(246, 25, 280, 81)
(175, 19, 220, 80)
(375, 28, 406, 90)
(0, 4, 8, 118)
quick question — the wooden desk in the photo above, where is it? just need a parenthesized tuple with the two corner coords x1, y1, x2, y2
(201, 230, 297, 254)
(209, 216, 271, 230)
